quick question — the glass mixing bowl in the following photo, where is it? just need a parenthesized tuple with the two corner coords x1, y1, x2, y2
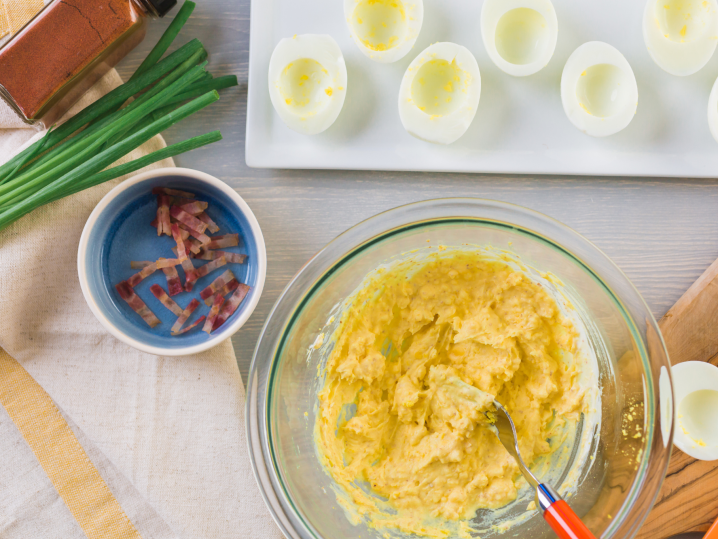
(247, 199, 674, 539)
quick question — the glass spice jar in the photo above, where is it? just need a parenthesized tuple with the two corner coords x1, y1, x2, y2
(0, 0, 177, 127)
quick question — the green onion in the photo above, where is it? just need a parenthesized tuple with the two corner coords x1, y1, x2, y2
(23, 48, 206, 177)
(0, 63, 209, 207)
(130, 1, 197, 81)
(0, 38, 204, 182)
(0, 91, 220, 231)
(162, 75, 239, 108)
(50, 131, 222, 203)
(0, 126, 55, 186)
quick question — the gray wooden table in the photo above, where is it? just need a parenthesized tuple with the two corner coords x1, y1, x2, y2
(117, 0, 718, 384)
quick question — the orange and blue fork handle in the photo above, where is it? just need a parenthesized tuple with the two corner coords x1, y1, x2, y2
(537, 484, 597, 539)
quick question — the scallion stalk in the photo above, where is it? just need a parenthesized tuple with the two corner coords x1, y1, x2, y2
(130, 1, 197, 80)
(0, 91, 220, 231)
(0, 64, 209, 207)
(0, 38, 204, 182)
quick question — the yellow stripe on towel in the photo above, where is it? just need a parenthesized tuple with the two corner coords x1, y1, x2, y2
(0, 0, 45, 39)
(0, 348, 143, 539)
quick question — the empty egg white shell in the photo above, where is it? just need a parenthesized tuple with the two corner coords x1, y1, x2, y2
(481, 0, 558, 77)
(344, 0, 424, 63)
(707, 75, 718, 144)
(561, 42, 638, 138)
(643, 0, 718, 77)
(268, 34, 348, 135)
(398, 42, 481, 145)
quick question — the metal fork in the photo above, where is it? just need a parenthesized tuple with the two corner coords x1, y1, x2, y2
(490, 400, 597, 539)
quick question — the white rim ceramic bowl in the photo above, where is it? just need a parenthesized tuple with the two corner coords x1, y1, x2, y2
(78, 167, 267, 356)
(672, 361, 718, 461)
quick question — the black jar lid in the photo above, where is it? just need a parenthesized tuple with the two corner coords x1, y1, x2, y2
(143, 0, 178, 17)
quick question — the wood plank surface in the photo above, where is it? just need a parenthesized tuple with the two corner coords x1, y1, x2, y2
(638, 261, 718, 539)
(114, 2, 718, 538)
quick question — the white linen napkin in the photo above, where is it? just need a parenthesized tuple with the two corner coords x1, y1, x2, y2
(0, 69, 283, 539)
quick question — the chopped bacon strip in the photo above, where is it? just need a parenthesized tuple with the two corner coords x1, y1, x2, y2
(171, 316, 206, 336)
(171, 224, 188, 262)
(203, 278, 239, 306)
(162, 265, 183, 296)
(157, 194, 171, 236)
(150, 284, 183, 316)
(127, 262, 157, 287)
(178, 227, 190, 241)
(170, 206, 208, 234)
(178, 201, 208, 216)
(130, 261, 152, 269)
(198, 212, 220, 233)
(172, 240, 198, 257)
(199, 270, 235, 302)
(194, 250, 247, 264)
(153, 187, 195, 199)
(181, 257, 198, 291)
(203, 234, 239, 250)
(150, 218, 158, 228)
(156, 258, 181, 269)
(116, 281, 160, 328)
(188, 256, 227, 285)
(170, 298, 200, 334)
(179, 223, 211, 246)
(203, 295, 225, 334)
(213, 284, 251, 330)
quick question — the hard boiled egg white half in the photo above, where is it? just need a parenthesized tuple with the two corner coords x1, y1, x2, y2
(398, 43, 481, 145)
(268, 34, 348, 135)
(481, 0, 558, 77)
(344, 0, 424, 63)
(643, 0, 718, 76)
(561, 42, 638, 138)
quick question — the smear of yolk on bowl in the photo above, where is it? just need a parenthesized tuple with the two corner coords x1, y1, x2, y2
(352, 0, 407, 52)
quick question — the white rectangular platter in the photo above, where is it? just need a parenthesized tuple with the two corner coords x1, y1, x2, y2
(246, 0, 718, 177)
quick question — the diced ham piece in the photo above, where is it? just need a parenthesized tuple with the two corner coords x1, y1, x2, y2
(130, 261, 152, 269)
(170, 206, 208, 235)
(162, 266, 183, 296)
(199, 270, 235, 302)
(194, 250, 247, 264)
(157, 194, 171, 236)
(178, 201, 208, 216)
(203, 278, 239, 306)
(150, 284, 183, 316)
(198, 212, 220, 234)
(213, 284, 251, 331)
(127, 262, 157, 287)
(188, 256, 227, 286)
(171, 224, 188, 262)
(171, 298, 200, 334)
(203, 234, 239, 250)
(116, 281, 160, 328)
(153, 187, 195, 199)
(171, 316, 206, 336)
(203, 295, 225, 334)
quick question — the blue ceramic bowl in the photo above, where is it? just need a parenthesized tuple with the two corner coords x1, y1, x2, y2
(78, 168, 266, 356)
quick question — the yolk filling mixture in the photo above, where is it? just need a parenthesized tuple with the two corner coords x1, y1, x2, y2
(316, 251, 587, 536)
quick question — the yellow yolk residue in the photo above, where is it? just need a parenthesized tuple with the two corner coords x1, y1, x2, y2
(316, 251, 587, 537)
(352, 0, 407, 52)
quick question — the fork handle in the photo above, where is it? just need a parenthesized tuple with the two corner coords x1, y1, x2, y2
(537, 484, 597, 539)
(544, 500, 597, 539)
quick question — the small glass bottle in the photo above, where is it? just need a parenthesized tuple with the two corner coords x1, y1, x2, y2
(0, 0, 177, 127)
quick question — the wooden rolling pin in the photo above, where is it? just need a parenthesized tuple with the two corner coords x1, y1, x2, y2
(637, 258, 718, 539)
